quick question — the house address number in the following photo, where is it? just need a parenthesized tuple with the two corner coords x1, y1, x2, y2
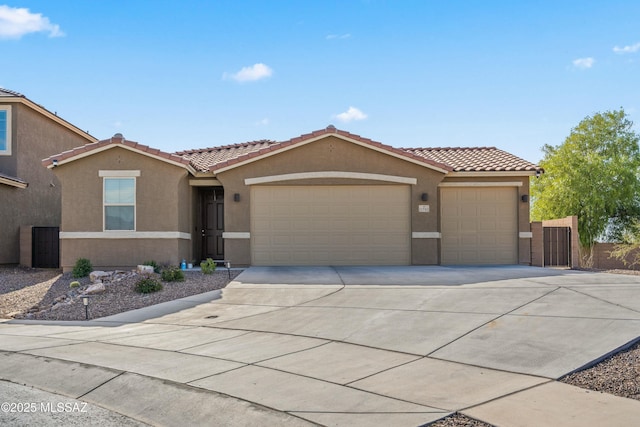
(418, 205, 430, 213)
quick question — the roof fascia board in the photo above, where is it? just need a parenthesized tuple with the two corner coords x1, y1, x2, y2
(4, 97, 97, 143)
(46, 144, 114, 168)
(0, 176, 28, 189)
(448, 171, 538, 177)
(213, 133, 450, 174)
(337, 134, 450, 174)
(245, 171, 417, 185)
(47, 144, 197, 174)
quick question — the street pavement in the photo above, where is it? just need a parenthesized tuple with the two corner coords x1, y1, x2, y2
(1, 265, 640, 426)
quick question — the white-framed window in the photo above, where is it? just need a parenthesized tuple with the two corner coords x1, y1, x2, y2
(0, 105, 11, 156)
(99, 170, 140, 231)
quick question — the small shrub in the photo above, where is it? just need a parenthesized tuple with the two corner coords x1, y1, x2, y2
(69, 281, 80, 289)
(135, 277, 163, 294)
(143, 260, 160, 273)
(200, 258, 217, 274)
(161, 266, 185, 282)
(72, 258, 92, 278)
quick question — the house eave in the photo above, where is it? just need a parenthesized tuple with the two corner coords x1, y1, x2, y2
(447, 170, 540, 177)
(0, 175, 28, 189)
(211, 133, 451, 175)
(45, 144, 197, 174)
(3, 97, 97, 144)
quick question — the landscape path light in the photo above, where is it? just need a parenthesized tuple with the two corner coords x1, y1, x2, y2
(82, 295, 90, 320)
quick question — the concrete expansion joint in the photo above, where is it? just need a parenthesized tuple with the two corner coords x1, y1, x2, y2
(456, 379, 555, 413)
(76, 371, 128, 400)
(421, 354, 554, 380)
(565, 286, 640, 315)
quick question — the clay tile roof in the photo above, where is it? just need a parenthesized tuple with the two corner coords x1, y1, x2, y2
(42, 134, 192, 169)
(175, 140, 281, 172)
(184, 126, 453, 173)
(404, 146, 542, 172)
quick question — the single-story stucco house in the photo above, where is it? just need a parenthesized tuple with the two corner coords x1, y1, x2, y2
(43, 126, 542, 272)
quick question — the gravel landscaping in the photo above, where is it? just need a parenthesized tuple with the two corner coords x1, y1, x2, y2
(428, 413, 492, 427)
(0, 265, 239, 321)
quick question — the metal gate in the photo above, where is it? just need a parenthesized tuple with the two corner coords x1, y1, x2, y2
(32, 227, 59, 268)
(543, 227, 571, 267)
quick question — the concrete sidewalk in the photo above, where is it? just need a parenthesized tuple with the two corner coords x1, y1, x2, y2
(2, 266, 640, 426)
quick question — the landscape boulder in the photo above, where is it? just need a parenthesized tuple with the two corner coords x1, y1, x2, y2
(90, 271, 112, 283)
(84, 283, 106, 295)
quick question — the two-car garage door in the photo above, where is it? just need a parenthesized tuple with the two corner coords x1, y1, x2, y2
(251, 185, 410, 265)
(249, 185, 518, 266)
(440, 187, 518, 264)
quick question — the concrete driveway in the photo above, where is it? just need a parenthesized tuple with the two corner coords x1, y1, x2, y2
(2, 266, 640, 426)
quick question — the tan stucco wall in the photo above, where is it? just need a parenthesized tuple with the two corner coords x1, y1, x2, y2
(0, 103, 93, 264)
(216, 136, 447, 266)
(53, 147, 193, 271)
(60, 238, 186, 272)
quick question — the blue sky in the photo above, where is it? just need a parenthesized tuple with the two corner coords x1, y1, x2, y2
(1, 1, 639, 163)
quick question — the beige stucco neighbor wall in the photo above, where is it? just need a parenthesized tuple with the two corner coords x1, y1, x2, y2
(439, 175, 533, 265)
(0, 103, 94, 264)
(216, 136, 447, 266)
(53, 147, 192, 272)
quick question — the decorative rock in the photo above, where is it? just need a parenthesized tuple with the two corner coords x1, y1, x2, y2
(90, 271, 112, 283)
(84, 282, 106, 295)
(137, 265, 154, 274)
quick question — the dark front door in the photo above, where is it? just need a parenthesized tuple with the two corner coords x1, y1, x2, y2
(201, 189, 224, 261)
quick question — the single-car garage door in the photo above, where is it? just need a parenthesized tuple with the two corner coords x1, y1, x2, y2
(251, 185, 410, 265)
(441, 187, 518, 264)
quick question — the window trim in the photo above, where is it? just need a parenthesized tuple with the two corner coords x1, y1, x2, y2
(0, 105, 12, 156)
(101, 171, 139, 232)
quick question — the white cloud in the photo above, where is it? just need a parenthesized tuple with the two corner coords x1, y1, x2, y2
(255, 118, 269, 126)
(613, 42, 640, 54)
(572, 57, 595, 69)
(326, 33, 351, 40)
(224, 63, 273, 82)
(0, 5, 64, 39)
(335, 106, 367, 123)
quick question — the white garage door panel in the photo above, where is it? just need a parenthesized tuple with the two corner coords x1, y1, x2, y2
(251, 185, 410, 265)
(441, 187, 518, 265)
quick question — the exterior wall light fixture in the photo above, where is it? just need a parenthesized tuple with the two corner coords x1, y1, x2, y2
(421, 193, 428, 201)
(233, 193, 240, 202)
(521, 195, 529, 203)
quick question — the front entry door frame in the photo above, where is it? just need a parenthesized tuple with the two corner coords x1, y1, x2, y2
(200, 188, 224, 262)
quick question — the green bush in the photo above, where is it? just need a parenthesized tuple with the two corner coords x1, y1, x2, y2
(135, 277, 163, 294)
(200, 258, 217, 274)
(143, 260, 160, 273)
(161, 266, 185, 282)
(72, 258, 92, 278)
(69, 281, 80, 289)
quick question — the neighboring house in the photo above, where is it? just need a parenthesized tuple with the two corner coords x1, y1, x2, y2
(43, 126, 542, 272)
(0, 89, 97, 266)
